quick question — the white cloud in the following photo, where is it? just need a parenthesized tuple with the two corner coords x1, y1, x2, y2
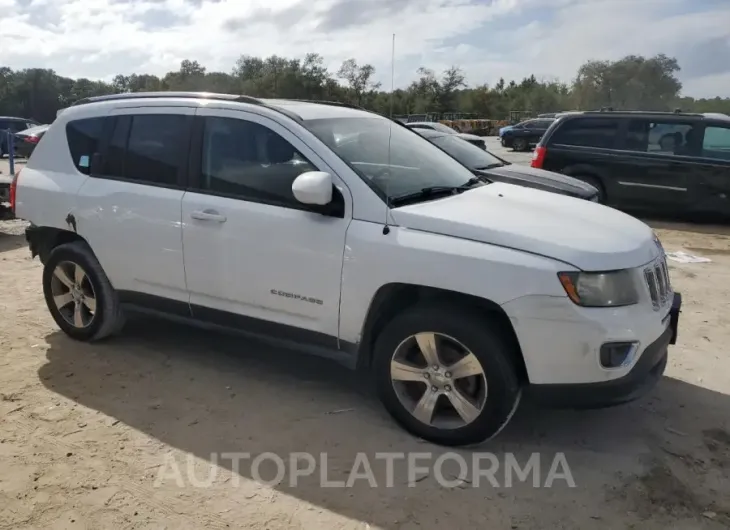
(0, 0, 729, 97)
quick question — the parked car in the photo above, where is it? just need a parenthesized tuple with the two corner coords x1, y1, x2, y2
(414, 128, 599, 200)
(498, 124, 515, 137)
(0, 117, 40, 157)
(0, 173, 13, 219)
(14, 124, 49, 158)
(500, 118, 555, 151)
(16, 92, 680, 447)
(532, 110, 730, 216)
(405, 121, 486, 149)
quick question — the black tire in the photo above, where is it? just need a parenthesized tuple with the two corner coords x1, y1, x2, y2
(512, 137, 528, 151)
(373, 304, 522, 446)
(42, 241, 125, 341)
(573, 174, 606, 203)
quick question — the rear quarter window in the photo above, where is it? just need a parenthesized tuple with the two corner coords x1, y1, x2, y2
(66, 117, 106, 175)
(549, 118, 621, 149)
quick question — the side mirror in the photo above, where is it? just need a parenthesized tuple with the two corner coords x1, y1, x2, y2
(292, 171, 333, 206)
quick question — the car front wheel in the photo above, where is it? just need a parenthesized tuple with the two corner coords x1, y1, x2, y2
(373, 304, 522, 446)
(512, 138, 528, 151)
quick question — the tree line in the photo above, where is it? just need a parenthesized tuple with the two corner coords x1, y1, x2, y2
(1, 53, 729, 125)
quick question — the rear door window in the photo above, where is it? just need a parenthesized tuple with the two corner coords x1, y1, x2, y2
(624, 120, 698, 155)
(102, 114, 190, 187)
(702, 125, 730, 161)
(550, 118, 620, 149)
(66, 117, 106, 174)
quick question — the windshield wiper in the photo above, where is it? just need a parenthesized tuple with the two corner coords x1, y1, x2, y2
(389, 177, 483, 206)
(473, 163, 504, 170)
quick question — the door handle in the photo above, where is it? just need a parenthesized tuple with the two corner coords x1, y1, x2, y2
(190, 209, 227, 223)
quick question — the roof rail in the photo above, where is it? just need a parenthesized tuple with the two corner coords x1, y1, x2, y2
(583, 109, 705, 117)
(69, 91, 264, 108)
(290, 99, 367, 111)
(65, 91, 307, 123)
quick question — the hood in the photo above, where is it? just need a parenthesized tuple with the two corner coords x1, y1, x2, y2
(456, 132, 483, 142)
(391, 182, 659, 271)
(499, 126, 514, 136)
(478, 166, 598, 199)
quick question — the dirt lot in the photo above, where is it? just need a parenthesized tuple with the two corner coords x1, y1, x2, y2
(1, 153, 730, 529)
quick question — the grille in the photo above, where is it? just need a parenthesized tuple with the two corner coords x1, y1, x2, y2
(644, 257, 672, 310)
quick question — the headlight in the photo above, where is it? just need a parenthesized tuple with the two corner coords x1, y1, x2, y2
(558, 270, 639, 307)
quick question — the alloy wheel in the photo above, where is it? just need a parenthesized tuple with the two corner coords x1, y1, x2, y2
(390, 332, 488, 429)
(50, 261, 97, 328)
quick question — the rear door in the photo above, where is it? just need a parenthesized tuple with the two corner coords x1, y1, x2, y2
(611, 118, 700, 212)
(74, 107, 193, 307)
(691, 121, 730, 215)
(530, 119, 553, 143)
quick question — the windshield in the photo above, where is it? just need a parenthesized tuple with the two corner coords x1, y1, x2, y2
(306, 117, 477, 201)
(430, 136, 505, 169)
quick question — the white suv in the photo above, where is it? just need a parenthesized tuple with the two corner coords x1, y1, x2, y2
(14, 92, 681, 446)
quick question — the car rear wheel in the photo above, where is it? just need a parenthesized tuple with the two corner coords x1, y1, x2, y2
(43, 241, 125, 341)
(373, 304, 522, 446)
(512, 138, 528, 151)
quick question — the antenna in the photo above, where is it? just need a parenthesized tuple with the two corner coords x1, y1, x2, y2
(390, 33, 395, 118)
(383, 33, 395, 235)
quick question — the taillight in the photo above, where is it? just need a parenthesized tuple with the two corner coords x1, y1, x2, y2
(23, 135, 39, 144)
(531, 146, 546, 168)
(10, 168, 20, 214)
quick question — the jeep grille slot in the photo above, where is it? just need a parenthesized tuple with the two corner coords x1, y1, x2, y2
(644, 257, 671, 310)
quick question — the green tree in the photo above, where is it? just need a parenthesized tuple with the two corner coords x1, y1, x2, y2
(337, 58, 381, 106)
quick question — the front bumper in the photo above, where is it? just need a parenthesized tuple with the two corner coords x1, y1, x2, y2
(528, 292, 681, 408)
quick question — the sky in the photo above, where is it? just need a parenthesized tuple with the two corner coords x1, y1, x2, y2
(1, 0, 730, 98)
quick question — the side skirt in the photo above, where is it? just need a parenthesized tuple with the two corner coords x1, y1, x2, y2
(117, 291, 360, 369)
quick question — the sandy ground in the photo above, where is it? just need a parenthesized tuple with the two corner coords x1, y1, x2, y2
(1, 151, 730, 529)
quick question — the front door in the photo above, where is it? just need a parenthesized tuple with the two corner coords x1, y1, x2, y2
(181, 108, 352, 344)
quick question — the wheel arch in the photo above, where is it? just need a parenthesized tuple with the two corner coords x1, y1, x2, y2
(356, 283, 528, 382)
(27, 226, 88, 264)
(560, 164, 610, 199)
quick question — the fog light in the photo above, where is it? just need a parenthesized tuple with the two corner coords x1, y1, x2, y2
(600, 342, 639, 368)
